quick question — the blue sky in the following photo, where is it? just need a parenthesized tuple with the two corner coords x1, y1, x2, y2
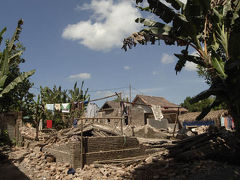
(0, 0, 208, 106)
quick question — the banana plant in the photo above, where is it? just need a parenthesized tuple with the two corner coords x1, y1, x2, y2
(123, 0, 240, 132)
(69, 81, 90, 103)
(0, 20, 35, 98)
(69, 81, 90, 118)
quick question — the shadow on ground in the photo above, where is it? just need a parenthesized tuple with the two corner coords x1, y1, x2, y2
(131, 158, 240, 180)
(0, 150, 30, 180)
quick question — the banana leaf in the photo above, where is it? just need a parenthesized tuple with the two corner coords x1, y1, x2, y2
(0, 69, 35, 97)
(0, 27, 7, 45)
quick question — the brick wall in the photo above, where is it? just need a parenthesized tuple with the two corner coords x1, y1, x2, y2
(84, 136, 139, 153)
(42, 142, 72, 163)
(43, 136, 144, 168)
(130, 108, 145, 126)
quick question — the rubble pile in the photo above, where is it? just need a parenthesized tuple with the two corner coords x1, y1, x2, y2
(193, 125, 210, 135)
(20, 126, 45, 141)
(20, 123, 123, 148)
(176, 125, 211, 139)
(168, 128, 240, 164)
(3, 144, 240, 180)
(3, 145, 146, 180)
(42, 123, 123, 145)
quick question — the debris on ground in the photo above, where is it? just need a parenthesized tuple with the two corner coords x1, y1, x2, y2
(133, 125, 172, 139)
(8, 124, 240, 179)
(168, 128, 240, 164)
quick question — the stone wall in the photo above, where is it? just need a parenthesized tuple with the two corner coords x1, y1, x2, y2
(147, 118, 179, 130)
(0, 112, 22, 145)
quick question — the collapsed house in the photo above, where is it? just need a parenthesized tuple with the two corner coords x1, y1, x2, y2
(41, 123, 145, 168)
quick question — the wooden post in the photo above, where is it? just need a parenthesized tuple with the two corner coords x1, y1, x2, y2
(173, 107, 180, 137)
(121, 117, 123, 135)
(129, 84, 132, 102)
(80, 118, 84, 169)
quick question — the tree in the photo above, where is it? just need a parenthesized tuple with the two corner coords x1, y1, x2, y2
(181, 96, 226, 112)
(31, 95, 45, 141)
(123, 0, 240, 132)
(0, 20, 35, 114)
(68, 81, 90, 119)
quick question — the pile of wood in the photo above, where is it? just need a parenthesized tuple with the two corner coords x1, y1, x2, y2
(167, 128, 240, 164)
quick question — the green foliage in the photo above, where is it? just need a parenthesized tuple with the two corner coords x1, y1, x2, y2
(181, 96, 226, 112)
(39, 81, 90, 129)
(0, 130, 13, 146)
(68, 81, 90, 119)
(124, 0, 240, 131)
(0, 20, 35, 117)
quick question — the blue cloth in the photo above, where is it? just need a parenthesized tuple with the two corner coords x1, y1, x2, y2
(227, 117, 232, 129)
(73, 119, 78, 128)
(183, 120, 215, 127)
(220, 116, 225, 127)
(67, 168, 75, 175)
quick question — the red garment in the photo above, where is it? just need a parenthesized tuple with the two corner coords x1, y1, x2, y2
(47, 120, 52, 128)
(224, 117, 228, 129)
(232, 118, 235, 129)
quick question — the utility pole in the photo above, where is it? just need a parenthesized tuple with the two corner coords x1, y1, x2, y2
(129, 83, 132, 102)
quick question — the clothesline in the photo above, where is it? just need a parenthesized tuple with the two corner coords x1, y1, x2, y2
(45, 93, 120, 113)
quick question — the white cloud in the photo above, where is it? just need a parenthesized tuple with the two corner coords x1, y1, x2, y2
(184, 61, 197, 71)
(95, 90, 114, 97)
(183, 50, 199, 71)
(62, 0, 141, 51)
(152, 71, 159, 75)
(68, 73, 91, 79)
(123, 66, 131, 70)
(161, 53, 175, 64)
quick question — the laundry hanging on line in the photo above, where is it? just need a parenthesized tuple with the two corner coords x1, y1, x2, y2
(54, 104, 61, 111)
(61, 103, 71, 113)
(46, 104, 54, 111)
(45, 100, 89, 113)
(86, 103, 99, 118)
(151, 105, 164, 121)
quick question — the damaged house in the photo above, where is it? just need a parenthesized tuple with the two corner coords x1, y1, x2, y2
(98, 95, 187, 130)
(130, 95, 188, 129)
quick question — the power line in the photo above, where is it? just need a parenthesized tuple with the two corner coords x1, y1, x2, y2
(88, 86, 128, 92)
(132, 87, 144, 95)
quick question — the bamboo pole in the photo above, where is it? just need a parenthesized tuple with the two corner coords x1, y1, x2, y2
(173, 107, 180, 137)
(121, 117, 123, 135)
(80, 102, 84, 169)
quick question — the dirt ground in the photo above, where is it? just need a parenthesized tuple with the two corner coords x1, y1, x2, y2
(1, 145, 240, 180)
(0, 150, 30, 180)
